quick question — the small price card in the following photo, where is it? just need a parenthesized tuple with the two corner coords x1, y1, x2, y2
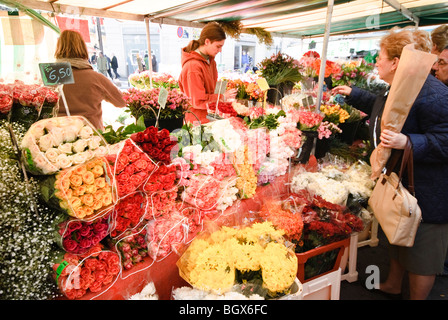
(158, 87, 168, 109)
(39, 62, 74, 86)
(256, 78, 270, 91)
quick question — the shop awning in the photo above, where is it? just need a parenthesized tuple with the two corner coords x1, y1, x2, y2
(14, 0, 448, 38)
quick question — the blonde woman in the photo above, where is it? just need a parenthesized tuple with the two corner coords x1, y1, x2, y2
(333, 27, 448, 300)
(54, 30, 125, 130)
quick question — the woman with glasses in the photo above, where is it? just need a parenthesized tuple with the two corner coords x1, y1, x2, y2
(332, 27, 448, 300)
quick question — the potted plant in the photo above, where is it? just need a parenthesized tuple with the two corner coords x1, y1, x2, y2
(123, 87, 192, 132)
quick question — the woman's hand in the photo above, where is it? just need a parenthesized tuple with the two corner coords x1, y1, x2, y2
(331, 85, 352, 96)
(380, 129, 408, 149)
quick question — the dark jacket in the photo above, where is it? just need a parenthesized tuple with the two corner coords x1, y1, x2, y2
(347, 75, 448, 223)
(345, 85, 389, 150)
(401, 75, 448, 223)
(111, 56, 118, 69)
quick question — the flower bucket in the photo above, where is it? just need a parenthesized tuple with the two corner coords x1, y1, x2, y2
(296, 130, 317, 164)
(144, 116, 184, 132)
(295, 237, 350, 283)
(314, 136, 333, 159)
(337, 120, 360, 145)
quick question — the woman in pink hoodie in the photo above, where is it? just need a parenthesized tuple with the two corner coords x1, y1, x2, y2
(179, 22, 236, 124)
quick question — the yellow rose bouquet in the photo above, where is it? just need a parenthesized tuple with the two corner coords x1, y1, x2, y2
(40, 157, 117, 220)
(177, 221, 298, 299)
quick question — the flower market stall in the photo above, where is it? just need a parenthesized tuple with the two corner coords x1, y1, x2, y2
(0, 64, 380, 300)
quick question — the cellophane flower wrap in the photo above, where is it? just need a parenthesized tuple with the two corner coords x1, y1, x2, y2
(176, 221, 297, 298)
(52, 244, 121, 299)
(110, 191, 148, 238)
(106, 138, 157, 198)
(40, 157, 117, 219)
(146, 212, 187, 261)
(143, 163, 179, 219)
(21, 116, 108, 175)
(107, 223, 149, 271)
(55, 210, 112, 255)
(131, 126, 177, 165)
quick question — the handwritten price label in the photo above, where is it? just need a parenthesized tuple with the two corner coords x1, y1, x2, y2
(39, 62, 75, 86)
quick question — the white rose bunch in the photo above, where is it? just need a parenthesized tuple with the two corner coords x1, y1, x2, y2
(21, 116, 107, 175)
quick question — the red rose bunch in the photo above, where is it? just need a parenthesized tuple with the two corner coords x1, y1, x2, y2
(142, 163, 177, 194)
(0, 84, 13, 114)
(58, 213, 111, 255)
(110, 192, 147, 238)
(106, 139, 156, 198)
(53, 244, 121, 299)
(207, 101, 238, 118)
(109, 227, 148, 270)
(131, 126, 177, 164)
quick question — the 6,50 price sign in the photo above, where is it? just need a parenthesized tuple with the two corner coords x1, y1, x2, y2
(39, 62, 75, 86)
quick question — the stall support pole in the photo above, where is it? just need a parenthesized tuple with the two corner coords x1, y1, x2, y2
(316, 0, 334, 111)
(145, 17, 153, 88)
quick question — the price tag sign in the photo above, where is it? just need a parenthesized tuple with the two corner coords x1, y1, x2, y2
(39, 62, 74, 86)
(256, 78, 270, 91)
(158, 87, 168, 109)
(214, 80, 228, 95)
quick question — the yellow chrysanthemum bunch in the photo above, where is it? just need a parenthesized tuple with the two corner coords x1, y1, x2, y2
(320, 103, 350, 125)
(177, 221, 298, 296)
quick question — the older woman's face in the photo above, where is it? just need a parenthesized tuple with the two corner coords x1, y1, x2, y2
(376, 47, 397, 84)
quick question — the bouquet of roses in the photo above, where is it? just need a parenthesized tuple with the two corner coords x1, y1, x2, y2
(131, 126, 177, 164)
(110, 191, 148, 238)
(106, 138, 157, 198)
(55, 211, 112, 255)
(53, 244, 121, 299)
(145, 186, 178, 220)
(146, 212, 187, 261)
(124, 87, 191, 120)
(21, 116, 108, 175)
(40, 157, 116, 219)
(2, 80, 59, 128)
(142, 163, 177, 194)
(0, 83, 13, 116)
(143, 163, 178, 219)
(107, 224, 148, 270)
